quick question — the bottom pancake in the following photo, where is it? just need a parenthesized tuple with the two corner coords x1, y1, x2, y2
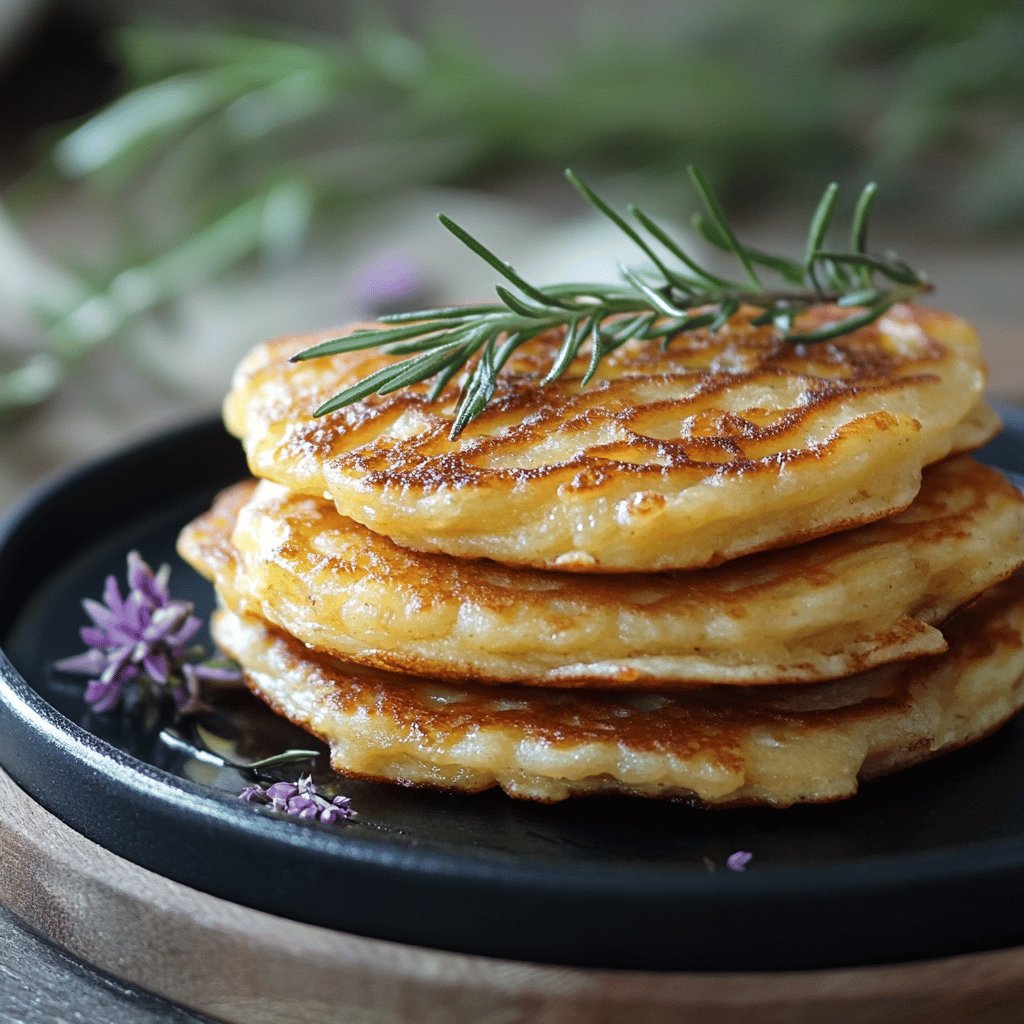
(212, 572, 1024, 806)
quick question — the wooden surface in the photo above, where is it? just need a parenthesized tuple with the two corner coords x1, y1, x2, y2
(0, 905, 211, 1024)
(4, 769, 1024, 1022)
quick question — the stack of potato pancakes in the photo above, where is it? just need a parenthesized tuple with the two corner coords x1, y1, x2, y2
(179, 304, 1024, 806)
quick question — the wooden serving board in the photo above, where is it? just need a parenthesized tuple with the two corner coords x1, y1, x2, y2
(2, 769, 1024, 1023)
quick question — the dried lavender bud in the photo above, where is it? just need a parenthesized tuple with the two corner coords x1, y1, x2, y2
(55, 550, 241, 713)
(239, 774, 355, 826)
(726, 850, 753, 872)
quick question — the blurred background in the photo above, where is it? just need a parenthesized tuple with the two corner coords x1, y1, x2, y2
(0, 0, 1022, 508)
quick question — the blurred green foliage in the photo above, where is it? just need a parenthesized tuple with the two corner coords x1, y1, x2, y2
(3, 0, 1022, 411)
(49, 2, 1024, 227)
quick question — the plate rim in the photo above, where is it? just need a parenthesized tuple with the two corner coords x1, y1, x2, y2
(3, 407, 1024, 970)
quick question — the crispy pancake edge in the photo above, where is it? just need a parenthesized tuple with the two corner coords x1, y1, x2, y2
(211, 571, 1024, 806)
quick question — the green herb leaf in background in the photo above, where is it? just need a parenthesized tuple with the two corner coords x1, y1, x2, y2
(1, 3, 1019, 413)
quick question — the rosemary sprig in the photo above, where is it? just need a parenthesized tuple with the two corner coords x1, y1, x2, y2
(294, 167, 931, 438)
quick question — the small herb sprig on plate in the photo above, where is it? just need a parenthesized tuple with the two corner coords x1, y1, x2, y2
(294, 167, 931, 439)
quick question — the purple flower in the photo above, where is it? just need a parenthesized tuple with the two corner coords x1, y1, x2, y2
(726, 850, 753, 872)
(55, 551, 241, 713)
(239, 774, 355, 826)
(350, 252, 426, 314)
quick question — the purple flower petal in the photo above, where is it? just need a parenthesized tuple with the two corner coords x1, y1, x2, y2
(265, 781, 299, 799)
(726, 851, 753, 872)
(54, 649, 107, 676)
(330, 796, 355, 820)
(82, 597, 120, 632)
(154, 562, 172, 603)
(145, 604, 192, 643)
(79, 625, 110, 649)
(165, 612, 202, 648)
(99, 646, 133, 684)
(127, 551, 168, 608)
(142, 652, 170, 684)
(102, 574, 125, 615)
(85, 678, 124, 713)
(124, 593, 149, 635)
(192, 662, 243, 684)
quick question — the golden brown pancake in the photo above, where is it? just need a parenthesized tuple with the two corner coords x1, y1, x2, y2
(178, 458, 1024, 687)
(224, 304, 997, 572)
(211, 571, 1024, 806)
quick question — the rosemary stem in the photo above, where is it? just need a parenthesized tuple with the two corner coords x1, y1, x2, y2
(295, 168, 932, 436)
(688, 281, 931, 307)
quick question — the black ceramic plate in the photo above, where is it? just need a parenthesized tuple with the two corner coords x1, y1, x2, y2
(2, 411, 1024, 973)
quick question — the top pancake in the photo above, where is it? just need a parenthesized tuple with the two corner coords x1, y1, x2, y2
(225, 303, 997, 572)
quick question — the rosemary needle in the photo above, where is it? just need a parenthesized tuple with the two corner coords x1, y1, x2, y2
(294, 167, 931, 439)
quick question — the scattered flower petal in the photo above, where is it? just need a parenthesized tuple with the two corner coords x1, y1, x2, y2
(726, 850, 753, 872)
(239, 774, 355, 827)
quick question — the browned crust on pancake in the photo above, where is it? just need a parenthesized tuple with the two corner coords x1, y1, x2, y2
(212, 571, 1024, 806)
(225, 304, 993, 571)
(179, 458, 1024, 688)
